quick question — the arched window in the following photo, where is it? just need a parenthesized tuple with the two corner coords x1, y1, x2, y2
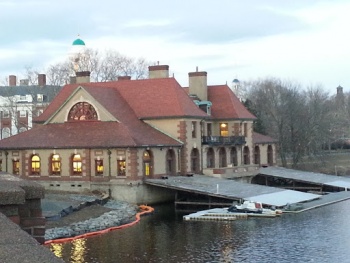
(72, 154, 82, 175)
(206, 148, 215, 168)
(31, 155, 40, 175)
(95, 159, 104, 176)
(254, 146, 260, 165)
(230, 147, 238, 166)
(219, 147, 227, 168)
(190, 148, 200, 173)
(68, 102, 98, 121)
(166, 149, 176, 175)
(13, 159, 20, 175)
(143, 150, 153, 176)
(243, 146, 250, 165)
(267, 145, 274, 166)
(51, 154, 61, 175)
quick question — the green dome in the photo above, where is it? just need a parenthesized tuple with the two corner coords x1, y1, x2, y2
(72, 38, 85, 46)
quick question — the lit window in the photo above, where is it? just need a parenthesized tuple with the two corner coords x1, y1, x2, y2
(51, 154, 61, 175)
(13, 160, 20, 175)
(31, 155, 40, 175)
(95, 159, 104, 175)
(117, 160, 126, 176)
(220, 123, 228, 136)
(72, 154, 82, 175)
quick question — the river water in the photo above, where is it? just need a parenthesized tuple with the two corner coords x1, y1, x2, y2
(49, 200, 350, 263)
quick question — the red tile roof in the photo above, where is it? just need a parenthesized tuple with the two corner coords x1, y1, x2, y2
(0, 121, 182, 149)
(252, 132, 278, 144)
(207, 85, 256, 120)
(35, 78, 208, 123)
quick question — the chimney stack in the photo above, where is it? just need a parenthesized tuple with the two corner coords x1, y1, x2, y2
(76, 71, 90, 83)
(188, 67, 207, 101)
(9, 75, 16, 86)
(148, 65, 169, 79)
(38, 74, 46, 87)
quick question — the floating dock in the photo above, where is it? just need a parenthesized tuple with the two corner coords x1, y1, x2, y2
(183, 208, 279, 221)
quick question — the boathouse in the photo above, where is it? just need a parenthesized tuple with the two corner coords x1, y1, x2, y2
(0, 65, 277, 203)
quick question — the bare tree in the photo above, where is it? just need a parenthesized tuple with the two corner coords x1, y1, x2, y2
(45, 48, 149, 84)
(246, 78, 331, 167)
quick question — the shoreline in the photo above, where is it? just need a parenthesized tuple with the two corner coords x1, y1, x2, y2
(43, 192, 140, 242)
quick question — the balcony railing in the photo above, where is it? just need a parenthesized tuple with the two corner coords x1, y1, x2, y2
(202, 136, 246, 146)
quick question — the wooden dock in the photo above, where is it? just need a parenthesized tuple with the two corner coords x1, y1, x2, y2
(145, 175, 321, 208)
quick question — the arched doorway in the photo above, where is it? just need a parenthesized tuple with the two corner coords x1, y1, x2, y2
(219, 147, 227, 168)
(206, 148, 215, 168)
(230, 147, 238, 166)
(166, 149, 176, 175)
(267, 145, 273, 166)
(254, 146, 260, 165)
(243, 146, 250, 165)
(143, 150, 153, 176)
(190, 148, 200, 173)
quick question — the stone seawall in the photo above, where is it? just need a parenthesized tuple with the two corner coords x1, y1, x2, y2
(0, 172, 63, 263)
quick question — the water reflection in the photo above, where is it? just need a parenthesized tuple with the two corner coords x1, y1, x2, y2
(50, 201, 350, 263)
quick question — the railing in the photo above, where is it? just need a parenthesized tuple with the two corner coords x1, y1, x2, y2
(202, 136, 246, 145)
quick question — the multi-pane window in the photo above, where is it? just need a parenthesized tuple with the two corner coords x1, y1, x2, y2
(117, 160, 126, 176)
(68, 102, 98, 121)
(72, 154, 82, 175)
(220, 123, 228, 136)
(95, 159, 104, 175)
(51, 154, 61, 175)
(31, 155, 40, 175)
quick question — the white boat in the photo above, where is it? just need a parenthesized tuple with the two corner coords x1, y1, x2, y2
(228, 201, 282, 216)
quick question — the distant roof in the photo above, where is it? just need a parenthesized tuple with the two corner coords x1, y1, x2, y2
(252, 132, 278, 144)
(232, 78, 240, 83)
(72, 38, 85, 46)
(0, 85, 63, 102)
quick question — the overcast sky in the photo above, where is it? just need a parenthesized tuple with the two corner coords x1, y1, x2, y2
(0, 0, 349, 93)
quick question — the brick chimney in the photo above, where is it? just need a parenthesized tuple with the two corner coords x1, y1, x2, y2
(148, 64, 169, 79)
(9, 75, 16, 86)
(38, 74, 46, 87)
(76, 71, 90, 83)
(189, 67, 207, 101)
(118, 76, 131, 81)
